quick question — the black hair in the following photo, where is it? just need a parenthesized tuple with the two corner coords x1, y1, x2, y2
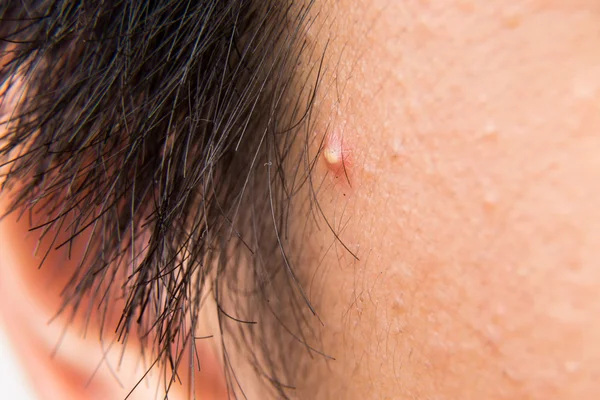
(0, 0, 335, 398)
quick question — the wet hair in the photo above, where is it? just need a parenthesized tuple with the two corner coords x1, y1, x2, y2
(0, 0, 333, 397)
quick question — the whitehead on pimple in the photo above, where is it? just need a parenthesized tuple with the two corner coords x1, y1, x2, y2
(322, 131, 352, 185)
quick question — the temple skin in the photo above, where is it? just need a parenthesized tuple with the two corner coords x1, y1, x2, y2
(294, 1, 600, 399)
(3, 1, 600, 399)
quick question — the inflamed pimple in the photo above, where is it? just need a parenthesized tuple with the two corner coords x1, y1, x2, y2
(323, 142, 342, 165)
(323, 131, 352, 184)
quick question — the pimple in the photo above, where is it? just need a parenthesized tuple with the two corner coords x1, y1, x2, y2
(322, 131, 352, 184)
(323, 132, 344, 168)
(323, 143, 342, 166)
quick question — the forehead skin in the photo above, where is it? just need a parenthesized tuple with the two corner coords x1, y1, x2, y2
(299, 1, 600, 399)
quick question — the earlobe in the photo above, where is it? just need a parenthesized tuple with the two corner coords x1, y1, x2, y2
(0, 203, 229, 400)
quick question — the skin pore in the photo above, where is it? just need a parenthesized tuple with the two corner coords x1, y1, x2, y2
(2, 1, 600, 399)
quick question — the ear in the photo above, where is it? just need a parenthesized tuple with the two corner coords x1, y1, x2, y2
(0, 203, 228, 400)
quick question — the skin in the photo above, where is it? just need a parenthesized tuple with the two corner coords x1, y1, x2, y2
(295, 1, 600, 399)
(2, 0, 600, 399)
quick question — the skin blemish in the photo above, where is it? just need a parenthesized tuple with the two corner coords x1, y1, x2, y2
(323, 141, 342, 165)
(323, 131, 352, 186)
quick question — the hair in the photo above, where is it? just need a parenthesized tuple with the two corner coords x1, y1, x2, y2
(0, 0, 337, 397)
